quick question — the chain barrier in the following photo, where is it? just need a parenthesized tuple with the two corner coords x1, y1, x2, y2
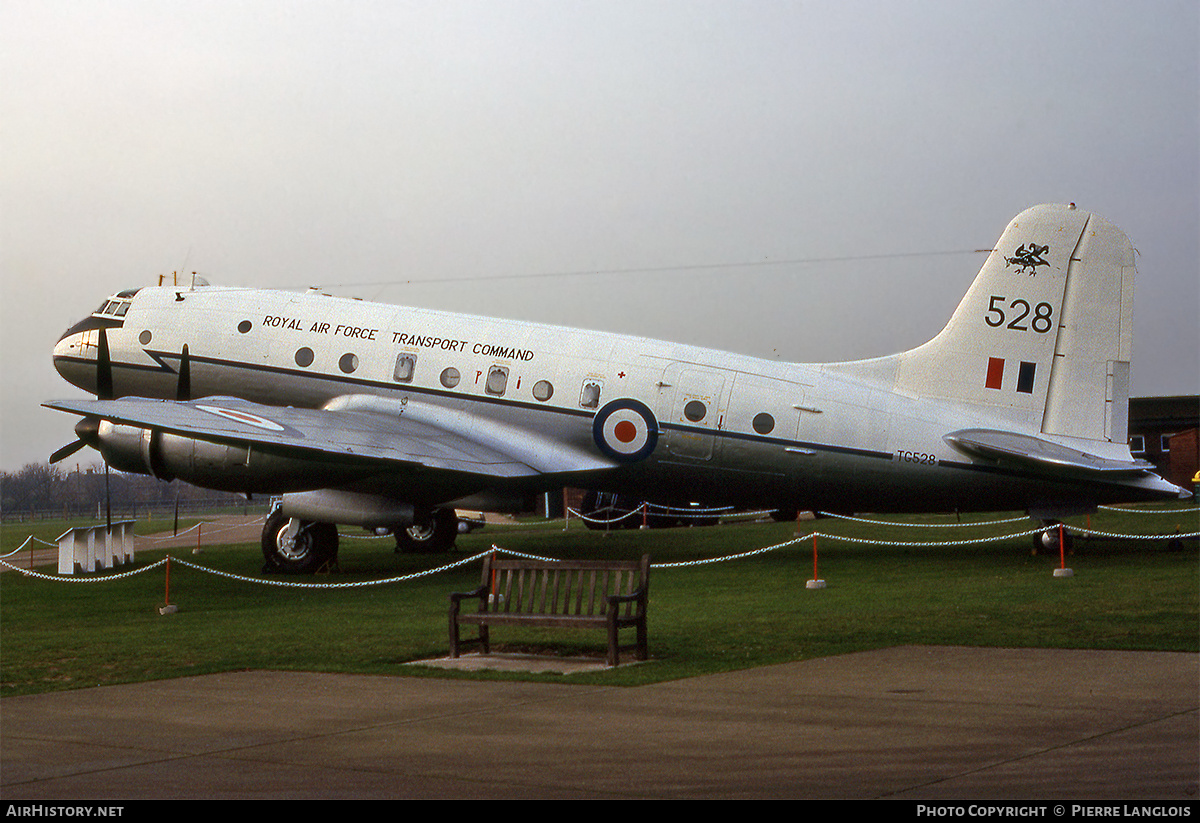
(166, 550, 494, 589)
(816, 512, 1030, 528)
(1060, 524, 1200, 540)
(1098, 505, 1199, 514)
(565, 504, 772, 526)
(4, 506, 1195, 586)
(651, 534, 813, 568)
(566, 506, 642, 526)
(3, 536, 57, 557)
(0, 549, 496, 589)
(0, 556, 168, 582)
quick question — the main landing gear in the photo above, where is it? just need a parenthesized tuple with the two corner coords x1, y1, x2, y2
(394, 507, 459, 553)
(261, 507, 339, 574)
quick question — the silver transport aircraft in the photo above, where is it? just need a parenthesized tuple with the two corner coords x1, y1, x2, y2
(46, 204, 1188, 572)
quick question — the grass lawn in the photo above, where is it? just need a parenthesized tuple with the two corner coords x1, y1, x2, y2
(1, 503, 1196, 695)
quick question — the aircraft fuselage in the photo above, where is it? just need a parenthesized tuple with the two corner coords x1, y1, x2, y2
(51, 280, 1177, 515)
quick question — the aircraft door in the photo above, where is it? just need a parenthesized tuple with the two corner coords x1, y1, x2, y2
(657, 365, 727, 460)
(728, 372, 807, 441)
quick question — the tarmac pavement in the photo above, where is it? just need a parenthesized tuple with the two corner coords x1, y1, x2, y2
(2, 646, 1196, 800)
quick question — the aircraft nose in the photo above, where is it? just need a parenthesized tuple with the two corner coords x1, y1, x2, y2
(52, 333, 83, 389)
(52, 317, 113, 396)
(53, 327, 82, 369)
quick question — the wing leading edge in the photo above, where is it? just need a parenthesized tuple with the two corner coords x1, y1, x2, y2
(44, 395, 615, 479)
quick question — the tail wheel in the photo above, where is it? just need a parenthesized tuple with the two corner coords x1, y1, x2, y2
(262, 508, 338, 574)
(395, 507, 458, 553)
(1032, 522, 1073, 556)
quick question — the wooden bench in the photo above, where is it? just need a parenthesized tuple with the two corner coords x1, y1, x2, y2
(449, 554, 650, 667)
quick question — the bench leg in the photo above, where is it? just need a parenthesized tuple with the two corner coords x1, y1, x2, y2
(607, 618, 619, 667)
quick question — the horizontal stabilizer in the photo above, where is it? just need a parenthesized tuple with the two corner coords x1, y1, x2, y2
(943, 428, 1153, 475)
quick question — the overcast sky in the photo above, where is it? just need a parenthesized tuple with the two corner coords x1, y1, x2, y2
(2, 0, 1197, 473)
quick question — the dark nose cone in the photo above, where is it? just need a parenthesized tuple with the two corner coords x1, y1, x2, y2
(74, 417, 101, 448)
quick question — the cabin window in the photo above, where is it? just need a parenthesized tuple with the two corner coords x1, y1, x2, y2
(684, 400, 707, 423)
(238, 320, 252, 334)
(339, 353, 359, 374)
(753, 412, 775, 435)
(440, 367, 461, 389)
(532, 380, 554, 402)
(295, 347, 314, 368)
(1129, 435, 1145, 454)
(486, 366, 508, 396)
(580, 380, 602, 409)
(394, 354, 416, 383)
(1160, 434, 1174, 453)
(139, 330, 153, 345)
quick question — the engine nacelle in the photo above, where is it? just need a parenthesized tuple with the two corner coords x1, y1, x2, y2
(86, 420, 371, 494)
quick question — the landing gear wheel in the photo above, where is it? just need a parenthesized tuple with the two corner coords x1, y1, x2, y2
(1032, 522, 1073, 556)
(395, 507, 459, 553)
(261, 508, 338, 574)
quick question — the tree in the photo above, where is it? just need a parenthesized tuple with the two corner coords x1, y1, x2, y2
(1, 462, 65, 516)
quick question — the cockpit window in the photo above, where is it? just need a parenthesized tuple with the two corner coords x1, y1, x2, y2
(95, 298, 132, 317)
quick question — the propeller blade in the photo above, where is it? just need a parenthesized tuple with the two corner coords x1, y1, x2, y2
(96, 327, 113, 400)
(176, 344, 191, 401)
(49, 439, 86, 464)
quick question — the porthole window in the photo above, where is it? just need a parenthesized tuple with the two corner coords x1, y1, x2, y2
(684, 400, 707, 422)
(753, 412, 775, 435)
(580, 380, 602, 409)
(295, 347, 314, 367)
(486, 366, 509, 396)
(139, 330, 152, 345)
(394, 354, 416, 383)
(339, 352, 359, 374)
(440, 367, 461, 389)
(237, 320, 252, 334)
(532, 380, 554, 402)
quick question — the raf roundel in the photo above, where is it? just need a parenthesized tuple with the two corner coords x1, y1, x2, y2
(593, 399, 659, 463)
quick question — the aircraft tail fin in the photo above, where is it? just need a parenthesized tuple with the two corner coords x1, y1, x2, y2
(892, 203, 1135, 444)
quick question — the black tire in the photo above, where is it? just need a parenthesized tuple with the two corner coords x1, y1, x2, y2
(395, 507, 458, 553)
(261, 508, 338, 574)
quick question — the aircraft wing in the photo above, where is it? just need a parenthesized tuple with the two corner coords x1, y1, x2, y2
(44, 395, 615, 478)
(943, 429, 1153, 475)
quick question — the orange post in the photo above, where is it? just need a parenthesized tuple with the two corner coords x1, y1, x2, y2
(806, 533, 827, 589)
